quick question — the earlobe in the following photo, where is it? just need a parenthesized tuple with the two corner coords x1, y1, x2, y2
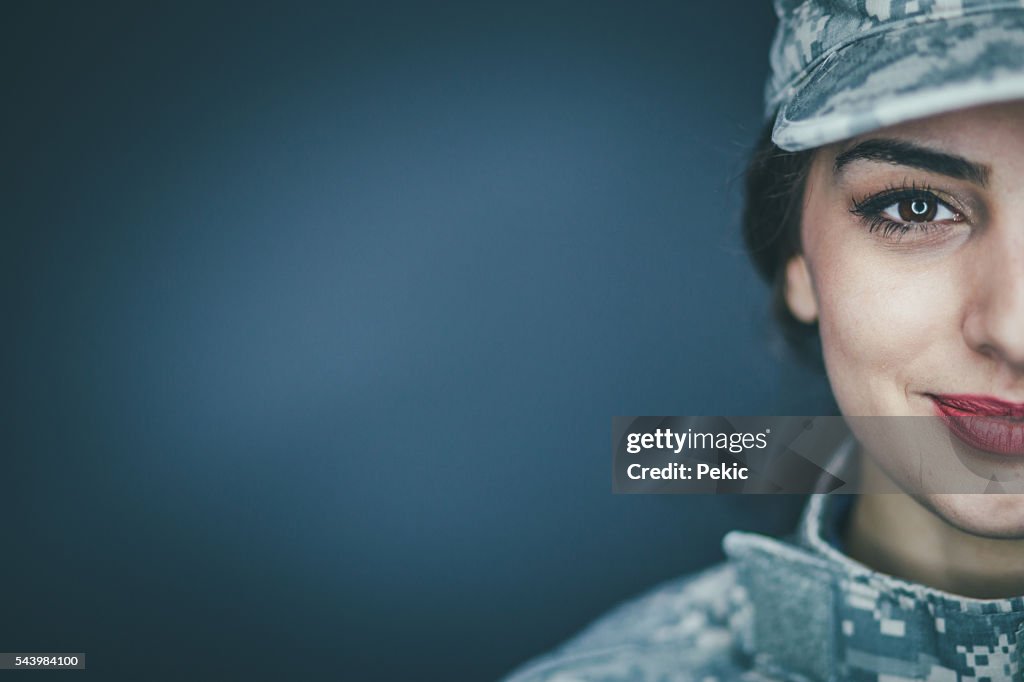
(784, 255, 819, 324)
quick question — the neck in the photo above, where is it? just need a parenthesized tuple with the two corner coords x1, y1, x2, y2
(845, 457, 1024, 599)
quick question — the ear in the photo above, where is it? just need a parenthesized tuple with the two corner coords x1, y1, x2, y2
(784, 254, 818, 324)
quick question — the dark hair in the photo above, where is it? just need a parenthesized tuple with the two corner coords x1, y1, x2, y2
(742, 118, 820, 363)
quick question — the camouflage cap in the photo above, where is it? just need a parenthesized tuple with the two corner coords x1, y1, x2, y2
(768, 0, 1024, 151)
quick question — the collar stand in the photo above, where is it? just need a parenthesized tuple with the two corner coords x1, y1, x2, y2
(724, 494, 1024, 681)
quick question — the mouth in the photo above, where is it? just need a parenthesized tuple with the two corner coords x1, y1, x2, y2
(928, 394, 1024, 456)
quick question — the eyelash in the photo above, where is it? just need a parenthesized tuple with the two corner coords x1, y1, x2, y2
(849, 181, 962, 239)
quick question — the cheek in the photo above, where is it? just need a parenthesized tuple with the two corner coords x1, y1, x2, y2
(811, 241, 962, 415)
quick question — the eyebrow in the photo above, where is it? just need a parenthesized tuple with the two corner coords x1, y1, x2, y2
(833, 139, 989, 187)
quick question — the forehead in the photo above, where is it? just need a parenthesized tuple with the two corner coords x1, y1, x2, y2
(827, 100, 1024, 162)
(811, 99, 1024, 183)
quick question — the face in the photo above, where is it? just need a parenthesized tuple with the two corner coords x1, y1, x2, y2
(788, 100, 1024, 537)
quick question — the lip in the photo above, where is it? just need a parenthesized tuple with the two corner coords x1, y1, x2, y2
(929, 394, 1024, 456)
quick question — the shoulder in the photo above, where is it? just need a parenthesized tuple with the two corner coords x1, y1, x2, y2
(502, 561, 755, 681)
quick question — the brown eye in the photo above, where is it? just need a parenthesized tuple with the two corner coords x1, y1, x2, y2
(897, 198, 937, 222)
(852, 189, 963, 237)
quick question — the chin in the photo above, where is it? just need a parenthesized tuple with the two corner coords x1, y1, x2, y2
(920, 493, 1024, 539)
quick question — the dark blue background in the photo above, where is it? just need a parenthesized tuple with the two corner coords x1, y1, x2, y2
(5, 3, 833, 680)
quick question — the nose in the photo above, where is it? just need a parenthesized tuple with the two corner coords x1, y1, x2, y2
(963, 232, 1024, 372)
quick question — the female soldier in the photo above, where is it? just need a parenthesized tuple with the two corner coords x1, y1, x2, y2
(506, 1, 1024, 680)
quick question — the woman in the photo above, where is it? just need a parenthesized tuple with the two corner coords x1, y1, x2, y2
(505, 1, 1024, 680)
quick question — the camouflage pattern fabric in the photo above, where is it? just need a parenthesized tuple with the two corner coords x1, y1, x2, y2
(504, 490, 1024, 681)
(766, 0, 1024, 151)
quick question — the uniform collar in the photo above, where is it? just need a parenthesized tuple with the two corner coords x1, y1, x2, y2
(724, 492, 1024, 681)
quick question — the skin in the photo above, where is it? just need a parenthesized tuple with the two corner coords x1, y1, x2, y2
(785, 100, 1024, 598)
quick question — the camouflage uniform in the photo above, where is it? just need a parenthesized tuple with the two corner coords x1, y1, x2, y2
(504, 492, 1024, 681)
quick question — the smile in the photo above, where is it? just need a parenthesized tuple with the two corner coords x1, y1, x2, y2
(929, 394, 1024, 456)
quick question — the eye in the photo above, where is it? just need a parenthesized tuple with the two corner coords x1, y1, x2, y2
(881, 197, 957, 224)
(850, 186, 966, 239)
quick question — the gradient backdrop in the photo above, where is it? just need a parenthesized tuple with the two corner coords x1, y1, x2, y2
(6, 3, 834, 680)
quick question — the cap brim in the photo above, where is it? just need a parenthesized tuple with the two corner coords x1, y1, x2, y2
(773, 8, 1024, 152)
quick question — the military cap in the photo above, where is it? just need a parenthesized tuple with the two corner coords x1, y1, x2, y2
(768, 0, 1024, 150)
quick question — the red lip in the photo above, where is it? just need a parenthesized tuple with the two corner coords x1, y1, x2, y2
(929, 394, 1024, 455)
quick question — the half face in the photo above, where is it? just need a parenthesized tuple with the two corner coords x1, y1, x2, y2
(789, 100, 1024, 537)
